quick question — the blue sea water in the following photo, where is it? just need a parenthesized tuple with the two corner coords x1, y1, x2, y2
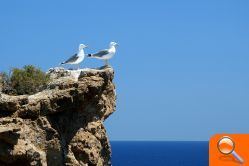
(110, 141, 208, 166)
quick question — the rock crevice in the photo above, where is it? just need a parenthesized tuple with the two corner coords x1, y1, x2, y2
(0, 67, 116, 166)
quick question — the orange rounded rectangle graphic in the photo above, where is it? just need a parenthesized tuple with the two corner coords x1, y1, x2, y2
(210, 134, 249, 166)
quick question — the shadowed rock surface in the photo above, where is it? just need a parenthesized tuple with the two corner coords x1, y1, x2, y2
(0, 67, 116, 166)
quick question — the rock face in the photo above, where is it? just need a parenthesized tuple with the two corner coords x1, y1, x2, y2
(0, 67, 116, 166)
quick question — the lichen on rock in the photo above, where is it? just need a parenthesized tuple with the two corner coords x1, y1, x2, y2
(0, 67, 116, 166)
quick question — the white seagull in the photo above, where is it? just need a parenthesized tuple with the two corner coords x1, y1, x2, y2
(88, 41, 118, 66)
(61, 44, 87, 69)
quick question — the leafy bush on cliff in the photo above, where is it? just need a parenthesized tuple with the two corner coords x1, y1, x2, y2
(0, 72, 12, 94)
(0, 65, 49, 95)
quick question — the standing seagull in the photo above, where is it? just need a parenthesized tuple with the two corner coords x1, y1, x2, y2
(88, 42, 118, 66)
(61, 44, 87, 69)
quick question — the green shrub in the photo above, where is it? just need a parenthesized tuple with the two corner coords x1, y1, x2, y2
(0, 72, 12, 94)
(1, 65, 49, 95)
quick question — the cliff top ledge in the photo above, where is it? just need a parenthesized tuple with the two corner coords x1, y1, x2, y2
(0, 66, 116, 166)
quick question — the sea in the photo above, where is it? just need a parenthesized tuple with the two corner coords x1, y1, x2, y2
(110, 141, 208, 166)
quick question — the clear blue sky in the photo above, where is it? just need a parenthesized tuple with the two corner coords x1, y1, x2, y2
(0, 0, 248, 141)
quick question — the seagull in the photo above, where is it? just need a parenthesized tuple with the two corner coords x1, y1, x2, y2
(61, 44, 87, 69)
(88, 41, 118, 66)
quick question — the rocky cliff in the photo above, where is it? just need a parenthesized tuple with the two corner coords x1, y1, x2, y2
(0, 67, 116, 166)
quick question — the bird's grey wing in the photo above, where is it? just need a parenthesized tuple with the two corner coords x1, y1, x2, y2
(93, 50, 109, 57)
(64, 53, 78, 63)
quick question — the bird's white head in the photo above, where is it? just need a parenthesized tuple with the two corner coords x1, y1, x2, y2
(79, 44, 87, 50)
(109, 41, 119, 47)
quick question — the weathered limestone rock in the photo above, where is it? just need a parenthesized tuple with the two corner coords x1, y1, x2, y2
(0, 67, 116, 166)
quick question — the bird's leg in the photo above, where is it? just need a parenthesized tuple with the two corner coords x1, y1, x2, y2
(78, 64, 80, 70)
(105, 60, 108, 66)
